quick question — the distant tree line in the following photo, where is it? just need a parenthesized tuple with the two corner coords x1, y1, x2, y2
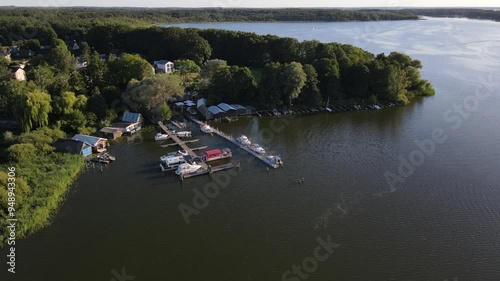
(409, 8, 500, 22)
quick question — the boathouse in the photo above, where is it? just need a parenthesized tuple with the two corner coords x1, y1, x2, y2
(113, 112, 144, 134)
(53, 138, 93, 157)
(217, 103, 237, 116)
(99, 127, 123, 140)
(72, 134, 107, 153)
(208, 105, 226, 118)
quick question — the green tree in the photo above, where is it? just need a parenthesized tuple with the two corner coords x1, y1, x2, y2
(198, 59, 228, 90)
(0, 57, 10, 82)
(258, 62, 282, 107)
(296, 64, 321, 107)
(122, 74, 184, 122)
(46, 39, 77, 75)
(173, 59, 201, 87)
(279, 62, 307, 110)
(12, 89, 52, 132)
(84, 51, 107, 90)
(108, 53, 154, 89)
(30, 63, 57, 91)
(313, 58, 342, 100)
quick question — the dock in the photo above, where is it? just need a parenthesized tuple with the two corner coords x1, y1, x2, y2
(190, 118, 283, 169)
(181, 163, 235, 179)
(170, 120, 187, 129)
(158, 122, 207, 170)
(158, 122, 238, 180)
(160, 139, 199, 147)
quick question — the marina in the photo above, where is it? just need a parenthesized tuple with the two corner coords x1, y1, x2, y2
(157, 121, 236, 179)
(191, 118, 283, 169)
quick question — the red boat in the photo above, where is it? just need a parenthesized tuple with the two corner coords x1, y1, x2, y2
(202, 148, 232, 162)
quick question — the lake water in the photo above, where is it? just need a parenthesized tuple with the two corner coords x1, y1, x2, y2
(2, 17, 500, 281)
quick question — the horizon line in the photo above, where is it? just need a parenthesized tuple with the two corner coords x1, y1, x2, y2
(1, 6, 499, 9)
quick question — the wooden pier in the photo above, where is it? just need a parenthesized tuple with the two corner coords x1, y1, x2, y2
(190, 118, 283, 169)
(158, 121, 207, 170)
(160, 139, 199, 147)
(170, 120, 187, 129)
(181, 163, 235, 179)
(158, 122, 237, 180)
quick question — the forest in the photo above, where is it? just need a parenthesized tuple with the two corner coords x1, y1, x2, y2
(408, 8, 500, 22)
(0, 8, 438, 245)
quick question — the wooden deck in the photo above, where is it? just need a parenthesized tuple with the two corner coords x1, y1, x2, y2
(190, 118, 283, 169)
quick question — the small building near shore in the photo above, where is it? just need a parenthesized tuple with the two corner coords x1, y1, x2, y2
(53, 138, 93, 157)
(208, 105, 226, 118)
(230, 104, 252, 115)
(112, 112, 144, 134)
(72, 134, 107, 153)
(217, 103, 237, 116)
(99, 127, 123, 140)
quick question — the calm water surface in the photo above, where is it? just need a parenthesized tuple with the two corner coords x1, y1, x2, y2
(2, 17, 500, 281)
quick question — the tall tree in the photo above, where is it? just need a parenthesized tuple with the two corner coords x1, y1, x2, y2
(84, 51, 108, 90)
(296, 64, 321, 107)
(279, 62, 307, 110)
(12, 89, 52, 132)
(122, 74, 184, 122)
(108, 53, 154, 89)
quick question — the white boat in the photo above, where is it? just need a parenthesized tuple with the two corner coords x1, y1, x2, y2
(200, 124, 214, 134)
(267, 155, 283, 165)
(177, 150, 189, 156)
(250, 144, 266, 154)
(176, 131, 192, 138)
(236, 135, 251, 146)
(325, 96, 333, 112)
(160, 155, 186, 172)
(154, 133, 170, 141)
(160, 152, 182, 162)
(175, 162, 202, 175)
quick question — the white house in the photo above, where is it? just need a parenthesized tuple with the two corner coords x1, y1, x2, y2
(153, 60, 174, 73)
(11, 66, 26, 81)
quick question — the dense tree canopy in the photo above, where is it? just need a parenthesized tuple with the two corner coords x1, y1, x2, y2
(122, 74, 184, 122)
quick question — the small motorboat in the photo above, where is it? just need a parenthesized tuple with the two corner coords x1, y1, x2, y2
(160, 152, 182, 162)
(175, 162, 202, 176)
(101, 152, 116, 161)
(200, 124, 214, 134)
(178, 150, 189, 156)
(176, 131, 192, 138)
(250, 144, 266, 154)
(155, 133, 170, 141)
(267, 155, 283, 165)
(236, 135, 251, 146)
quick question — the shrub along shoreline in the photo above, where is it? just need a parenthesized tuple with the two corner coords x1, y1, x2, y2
(0, 128, 85, 248)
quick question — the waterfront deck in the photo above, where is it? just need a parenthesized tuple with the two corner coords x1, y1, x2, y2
(190, 118, 283, 169)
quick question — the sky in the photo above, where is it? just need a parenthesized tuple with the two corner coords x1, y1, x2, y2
(4, 0, 499, 8)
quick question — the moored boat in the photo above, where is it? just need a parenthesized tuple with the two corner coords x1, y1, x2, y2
(250, 144, 266, 154)
(175, 162, 203, 176)
(160, 155, 186, 172)
(154, 133, 170, 141)
(176, 131, 192, 138)
(202, 148, 232, 162)
(236, 135, 251, 146)
(200, 123, 214, 134)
